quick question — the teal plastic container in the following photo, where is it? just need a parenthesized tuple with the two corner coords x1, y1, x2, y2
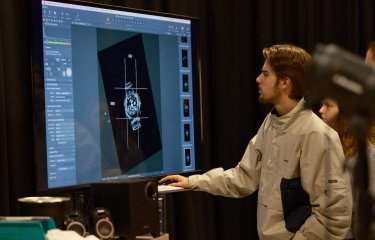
(0, 217, 56, 240)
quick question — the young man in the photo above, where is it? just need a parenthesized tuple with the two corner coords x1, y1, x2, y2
(160, 44, 352, 239)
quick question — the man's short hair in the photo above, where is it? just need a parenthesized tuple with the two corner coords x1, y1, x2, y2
(263, 44, 311, 100)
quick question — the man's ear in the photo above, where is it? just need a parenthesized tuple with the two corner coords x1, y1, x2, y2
(279, 77, 291, 90)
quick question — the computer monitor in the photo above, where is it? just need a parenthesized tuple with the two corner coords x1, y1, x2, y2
(31, 0, 202, 192)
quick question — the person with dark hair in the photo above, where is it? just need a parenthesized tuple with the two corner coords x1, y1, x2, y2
(160, 44, 352, 239)
(319, 98, 375, 239)
(318, 43, 375, 239)
(320, 99, 375, 159)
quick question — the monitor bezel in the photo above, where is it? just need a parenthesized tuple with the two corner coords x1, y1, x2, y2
(31, 0, 203, 194)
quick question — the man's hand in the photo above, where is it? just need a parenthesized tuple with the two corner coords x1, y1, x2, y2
(159, 175, 189, 188)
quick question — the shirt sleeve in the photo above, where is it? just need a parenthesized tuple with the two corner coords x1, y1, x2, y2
(294, 131, 352, 239)
(188, 135, 262, 198)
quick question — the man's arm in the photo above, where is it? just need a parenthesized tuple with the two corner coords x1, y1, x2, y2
(188, 136, 262, 197)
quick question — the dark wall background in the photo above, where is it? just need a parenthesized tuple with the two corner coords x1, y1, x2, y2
(0, 0, 374, 239)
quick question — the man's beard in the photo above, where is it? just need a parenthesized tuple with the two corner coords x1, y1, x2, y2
(258, 84, 281, 105)
(258, 95, 267, 104)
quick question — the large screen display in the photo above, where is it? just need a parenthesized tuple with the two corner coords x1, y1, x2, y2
(31, 0, 202, 190)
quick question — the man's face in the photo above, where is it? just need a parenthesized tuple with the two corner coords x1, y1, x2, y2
(256, 61, 281, 104)
(365, 50, 375, 67)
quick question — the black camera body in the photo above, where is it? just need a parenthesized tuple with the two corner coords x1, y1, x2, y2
(306, 44, 375, 117)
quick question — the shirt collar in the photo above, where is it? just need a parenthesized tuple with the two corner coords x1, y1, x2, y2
(270, 98, 306, 128)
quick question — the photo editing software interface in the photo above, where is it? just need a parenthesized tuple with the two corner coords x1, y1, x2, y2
(36, 0, 201, 189)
